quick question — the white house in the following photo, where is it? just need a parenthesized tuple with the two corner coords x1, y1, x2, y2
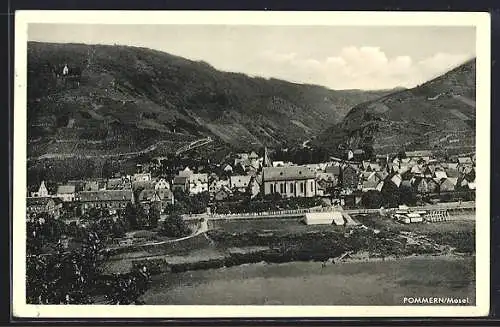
(132, 173, 151, 182)
(189, 173, 209, 194)
(56, 185, 76, 202)
(31, 181, 49, 198)
(154, 178, 170, 190)
(230, 175, 252, 193)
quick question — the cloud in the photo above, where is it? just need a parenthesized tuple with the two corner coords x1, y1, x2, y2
(255, 47, 473, 90)
(417, 52, 472, 76)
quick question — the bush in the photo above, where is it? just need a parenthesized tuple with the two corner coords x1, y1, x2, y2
(159, 214, 191, 238)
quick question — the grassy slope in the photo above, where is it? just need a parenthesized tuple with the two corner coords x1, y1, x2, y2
(314, 59, 476, 156)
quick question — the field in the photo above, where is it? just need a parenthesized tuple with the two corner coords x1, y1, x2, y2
(209, 217, 346, 234)
(355, 213, 475, 233)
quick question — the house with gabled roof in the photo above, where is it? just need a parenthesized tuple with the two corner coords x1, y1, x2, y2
(137, 188, 174, 214)
(214, 186, 232, 201)
(31, 180, 50, 198)
(413, 177, 439, 194)
(27, 196, 62, 219)
(189, 173, 209, 194)
(230, 175, 252, 193)
(172, 176, 189, 193)
(154, 178, 170, 190)
(209, 179, 230, 195)
(78, 189, 133, 215)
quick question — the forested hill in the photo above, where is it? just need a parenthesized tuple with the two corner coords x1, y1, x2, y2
(314, 58, 476, 157)
(27, 41, 393, 158)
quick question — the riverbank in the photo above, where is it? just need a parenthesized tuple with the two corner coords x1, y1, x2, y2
(102, 219, 475, 275)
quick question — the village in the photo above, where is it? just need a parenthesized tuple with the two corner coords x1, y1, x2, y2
(27, 145, 476, 242)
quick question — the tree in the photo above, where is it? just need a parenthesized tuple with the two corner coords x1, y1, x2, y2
(361, 190, 383, 209)
(26, 225, 151, 305)
(148, 203, 161, 228)
(26, 230, 103, 304)
(124, 203, 138, 229)
(399, 185, 417, 206)
(159, 214, 191, 238)
(380, 181, 400, 208)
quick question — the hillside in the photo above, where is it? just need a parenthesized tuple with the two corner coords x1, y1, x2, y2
(27, 42, 392, 159)
(314, 59, 476, 156)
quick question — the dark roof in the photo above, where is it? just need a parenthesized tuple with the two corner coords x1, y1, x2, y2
(107, 178, 131, 190)
(131, 180, 154, 191)
(173, 176, 189, 184)
(79, 190, 133, 202)
(325, 165, 341, 175)
(262, 166, 315, 182)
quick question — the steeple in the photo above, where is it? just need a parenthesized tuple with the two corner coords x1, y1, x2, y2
(38, 181, 49, 197)
(263, 147, 271, 168)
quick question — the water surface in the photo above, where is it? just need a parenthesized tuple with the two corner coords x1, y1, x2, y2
(142, 256, 475, 305)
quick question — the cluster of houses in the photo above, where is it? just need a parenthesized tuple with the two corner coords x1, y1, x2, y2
(26, 173, 174, 220)
(26, 147, 476, 220)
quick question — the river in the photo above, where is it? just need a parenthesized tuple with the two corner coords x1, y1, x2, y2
(141, 255, 475, 305)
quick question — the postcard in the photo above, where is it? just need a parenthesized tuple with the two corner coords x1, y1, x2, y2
(13, 10, 490, 318)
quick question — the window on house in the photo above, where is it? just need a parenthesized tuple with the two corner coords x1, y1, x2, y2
(280, 183, 284, 193)
(311, 181, 314, 192)
(270, 184, 274, 193)
(300, 182, 304, 193)
(290, 183, 294, 193)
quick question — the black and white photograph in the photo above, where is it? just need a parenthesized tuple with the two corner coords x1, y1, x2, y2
(13, 11, 490, 318)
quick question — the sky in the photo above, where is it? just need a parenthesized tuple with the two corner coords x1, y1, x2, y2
(28, 24, 476, 90)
